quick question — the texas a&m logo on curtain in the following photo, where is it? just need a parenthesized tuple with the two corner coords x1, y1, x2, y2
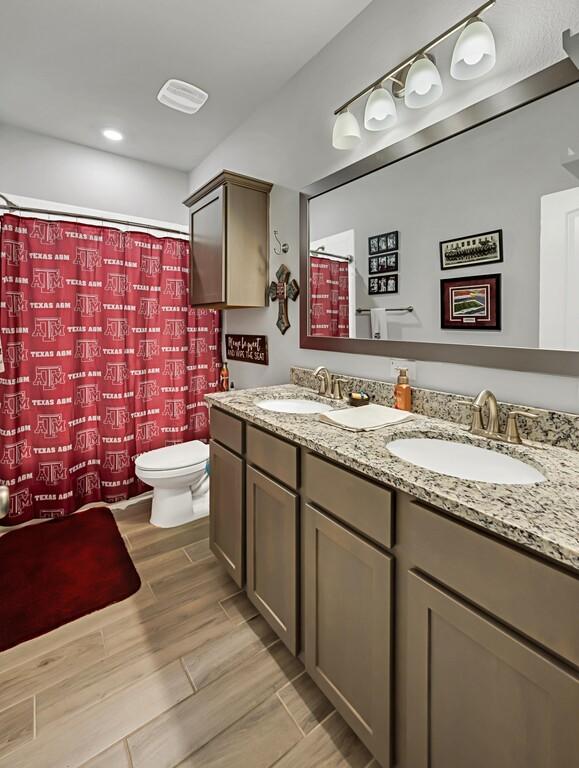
(0, 213, 221, 525)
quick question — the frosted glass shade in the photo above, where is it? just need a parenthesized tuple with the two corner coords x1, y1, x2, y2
(332, 110, 361, 150)
(451, 19, 496, 80)
(404, 56, 443, 109)
(364, 86, 397, 131)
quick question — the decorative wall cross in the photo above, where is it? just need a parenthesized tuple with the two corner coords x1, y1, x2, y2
(269, 264, 299, 334)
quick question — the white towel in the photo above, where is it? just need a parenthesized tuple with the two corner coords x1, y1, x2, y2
(320, 404, 414, 431)
(370, 308, 389, 340)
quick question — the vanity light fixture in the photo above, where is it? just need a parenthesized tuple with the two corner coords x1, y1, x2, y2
(331, 0, 496, 149)
(364, 84, 398, 131)
(332, 109, 361, 150)
(102, 128, 123, 141)
(451, 17, 496, 80)
(404, 55, 443, 109)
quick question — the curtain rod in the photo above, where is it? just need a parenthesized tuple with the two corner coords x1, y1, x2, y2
(0, 194, 188, 237)
(310, 248, 353, 263)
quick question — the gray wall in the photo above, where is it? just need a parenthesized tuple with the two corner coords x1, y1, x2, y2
(0, 124, 189, 224)
(187, 1, 579, 412)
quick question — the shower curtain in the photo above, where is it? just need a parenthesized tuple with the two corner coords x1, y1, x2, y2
(0, 213, 221, 525)
(309, 255, 349, 337)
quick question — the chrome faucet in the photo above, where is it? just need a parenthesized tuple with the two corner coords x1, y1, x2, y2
(313, 366, 345, 400)
(463, 389, 539, 444)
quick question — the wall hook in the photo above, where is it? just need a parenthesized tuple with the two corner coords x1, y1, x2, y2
(273, 229, 289, 256)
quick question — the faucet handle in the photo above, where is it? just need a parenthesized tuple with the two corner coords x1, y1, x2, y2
(456, 399, 484, 433)
(332, 378, 346, 400)
(505, 410, 539, 444)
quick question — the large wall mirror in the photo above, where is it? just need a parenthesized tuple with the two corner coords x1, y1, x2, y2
(300, 59, 579, 375)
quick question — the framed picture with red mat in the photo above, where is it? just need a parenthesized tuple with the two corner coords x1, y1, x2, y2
(0, 507, 141, 651)
(440, 273, 501, 330)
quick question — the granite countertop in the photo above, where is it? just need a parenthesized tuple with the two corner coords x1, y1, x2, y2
(207, 384, 579, 573)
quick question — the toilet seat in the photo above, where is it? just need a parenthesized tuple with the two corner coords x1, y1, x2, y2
(135, 441, 209, 473)
(136, 463, 206, 481)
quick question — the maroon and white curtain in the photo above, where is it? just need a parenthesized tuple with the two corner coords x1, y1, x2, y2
(309, 255, 349, 337)
(0, 213, 221, 525)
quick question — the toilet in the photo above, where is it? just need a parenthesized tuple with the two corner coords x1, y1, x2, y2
(135, 440, 210, 528)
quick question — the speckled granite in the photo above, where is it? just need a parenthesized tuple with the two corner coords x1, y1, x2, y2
(291, 367, 579, 451)
(207, 383, 579, 573)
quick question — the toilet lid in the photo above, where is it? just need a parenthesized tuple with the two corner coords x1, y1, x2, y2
(135, 440, 209, 471)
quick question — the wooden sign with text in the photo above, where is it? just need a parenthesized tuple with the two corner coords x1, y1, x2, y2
(225, 334, 269, 365)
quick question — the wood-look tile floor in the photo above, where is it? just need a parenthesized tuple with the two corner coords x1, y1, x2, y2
(0, 500, 373, 768)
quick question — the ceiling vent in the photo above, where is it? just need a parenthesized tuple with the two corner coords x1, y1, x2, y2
(157, 79, 209, 114)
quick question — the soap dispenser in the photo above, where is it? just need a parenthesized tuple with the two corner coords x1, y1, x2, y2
(394, 367, 412, 411)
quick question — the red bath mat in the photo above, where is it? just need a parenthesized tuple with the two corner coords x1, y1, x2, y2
(0, 507, 141, 652)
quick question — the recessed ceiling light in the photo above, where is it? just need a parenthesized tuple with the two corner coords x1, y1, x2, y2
(157, 79, 208, 114)
(102, 128, 123, 141)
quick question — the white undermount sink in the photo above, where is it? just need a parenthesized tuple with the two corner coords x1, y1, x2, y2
(256, 398, 334, 415)
(386, 438, 546, 485)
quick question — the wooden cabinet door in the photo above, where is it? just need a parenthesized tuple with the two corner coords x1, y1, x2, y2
(406, 570, 579, 768)
(189, 186, 224, 305)
(246, 466, 298, 654)
(209, 440, 244, 587)
(304, 503, 392, 767)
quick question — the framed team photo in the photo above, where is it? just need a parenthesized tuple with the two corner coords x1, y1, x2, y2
(439, 230, 503, 270)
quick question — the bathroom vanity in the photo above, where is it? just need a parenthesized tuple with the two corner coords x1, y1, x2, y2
(206, 381, 579, 768)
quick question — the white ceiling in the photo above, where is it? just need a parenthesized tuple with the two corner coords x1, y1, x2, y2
(0, 0, 372, 171)
(186, 0, 579, 192)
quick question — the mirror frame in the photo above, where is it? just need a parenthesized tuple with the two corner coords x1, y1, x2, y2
(299, 59, 579, 375)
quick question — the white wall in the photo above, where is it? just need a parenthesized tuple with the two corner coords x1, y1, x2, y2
(186, 0, 579, 412)
(540, 187, 579, 349)
(0, 124, 189, 224)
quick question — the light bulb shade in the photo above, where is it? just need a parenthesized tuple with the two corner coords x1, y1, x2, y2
(332, 110, 361, 150)
(404, 56, 443, 109)
(364, 86, 397, 131)
(451, 19, 496, 80)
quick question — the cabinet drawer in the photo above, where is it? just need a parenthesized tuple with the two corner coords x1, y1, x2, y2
(302, 452, 393, 549)
(210, 407, 244, 455)
(400, 496, 579, 668)
(246, 425, 298, 490)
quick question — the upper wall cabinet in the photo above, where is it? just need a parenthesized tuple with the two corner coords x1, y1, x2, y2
(184, 170, 272, 308)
